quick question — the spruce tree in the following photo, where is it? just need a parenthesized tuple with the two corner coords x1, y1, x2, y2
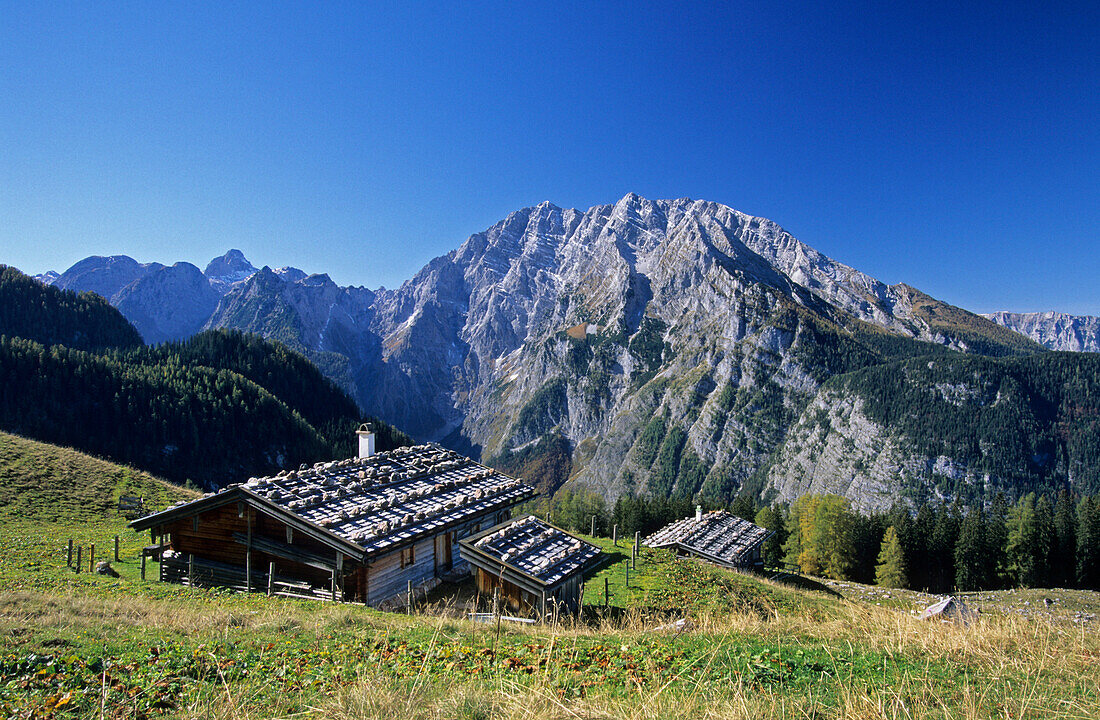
(1008, 493, 1054, 587)
(955, 507, 988, 590)
(755, 504, 787, 569)
(1053, 491, 1077, 587)
(929, 504, 960, 592)
(875, 526, 908, 588)
(1078, 496, 1100, 589)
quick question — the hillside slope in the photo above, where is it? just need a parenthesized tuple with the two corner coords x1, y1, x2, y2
(0, 266, 143, 351)
(0, 431, 196, 524)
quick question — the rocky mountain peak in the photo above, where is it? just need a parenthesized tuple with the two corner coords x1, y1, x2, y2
(204, 249, 257, 283)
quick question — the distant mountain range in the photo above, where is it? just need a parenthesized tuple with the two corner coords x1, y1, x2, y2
(31, 195, 1100, 508)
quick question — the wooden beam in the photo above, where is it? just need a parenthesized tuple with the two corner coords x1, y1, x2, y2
(245, 509, 253, 593)
(231, 532, 339, 571)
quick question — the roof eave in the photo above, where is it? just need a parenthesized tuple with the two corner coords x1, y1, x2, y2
(129, 487, 366, 562)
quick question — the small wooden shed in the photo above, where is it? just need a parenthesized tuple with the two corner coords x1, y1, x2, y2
(643, 509, 770, 569)
(130, 443, 536, 606)
(458, 516, 601, 618)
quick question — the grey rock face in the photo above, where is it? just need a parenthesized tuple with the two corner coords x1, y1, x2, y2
(114, 262, 220, 344)
(53, 255, 164, 301)
(44, 196, 1051, 507)
(204, 249, 258, 294)
(984, 311, 1100, 352)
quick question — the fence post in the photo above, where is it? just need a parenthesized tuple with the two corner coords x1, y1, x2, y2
(268, 561, 275, 596)
(75, 545, 82, 573)
(67, 539, 73, 568)
(188, 553, 195, 586)
(114, 535, 120, 562)
(407, 580, 413, 614)
(612, 524, 618, 546)
(604, 577, 609, 607)
(140, 553, 146, 581)
(89, 544, 95, 572)
(590, 515, 596, 537)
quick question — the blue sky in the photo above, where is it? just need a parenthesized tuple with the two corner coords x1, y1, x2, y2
(1, 1, 1097, 313)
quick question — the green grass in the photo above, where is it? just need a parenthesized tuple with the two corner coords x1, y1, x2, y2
(1, 433, 1099, 719)
(578, 534, 837, 620)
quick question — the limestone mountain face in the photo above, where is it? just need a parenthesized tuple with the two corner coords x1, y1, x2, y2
(203, 267, 384, 408)
(114, 262, 221, 344)
(52, 255, 165, 301)
(363, 195, 1044, 506)
(42, 195, 1068, 508)
(204, 249, 259, 293)
(984, 311, 1100, 352)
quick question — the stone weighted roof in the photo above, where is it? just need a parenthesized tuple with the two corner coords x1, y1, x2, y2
(462, 516, 600, 588)
(151, 443, 536, 556)
(643, 510, 769, 567)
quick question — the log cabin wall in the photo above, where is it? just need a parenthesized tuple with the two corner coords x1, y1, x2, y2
(165, 502, 248, 566)
(366, 536, 434, 605)
(164, 502, 345, 594)
(474, 569, 535, 612)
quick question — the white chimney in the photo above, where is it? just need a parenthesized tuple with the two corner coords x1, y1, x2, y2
(356, 423, 376, 459)
(695, 505, 702, 521)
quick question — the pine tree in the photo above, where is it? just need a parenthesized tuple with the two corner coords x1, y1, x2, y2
(875, 526, 908, 588)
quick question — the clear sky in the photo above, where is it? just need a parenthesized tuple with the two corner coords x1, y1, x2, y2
(1, 2, 1097, 313)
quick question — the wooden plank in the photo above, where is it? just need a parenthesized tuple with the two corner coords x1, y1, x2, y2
(246, 510, 253, 593)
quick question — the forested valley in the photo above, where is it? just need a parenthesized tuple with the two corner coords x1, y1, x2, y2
(0, 266, 409, 488)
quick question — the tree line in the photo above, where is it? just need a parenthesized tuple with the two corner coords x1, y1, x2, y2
(534, 487, 1100, 592)
(765, 492, 1100, 592)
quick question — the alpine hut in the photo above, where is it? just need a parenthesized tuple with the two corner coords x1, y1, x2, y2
(130, 428, 537, 607)
(643, 508, 770, 570)
(458, 516, 601, 618)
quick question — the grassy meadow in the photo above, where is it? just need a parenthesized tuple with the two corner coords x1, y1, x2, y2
(1, 431, 1098, 719)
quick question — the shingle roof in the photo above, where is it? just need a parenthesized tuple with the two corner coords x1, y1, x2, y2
(462, 516, 601, 588)
(151, 444, 536, 556)
(643, 510, 769, 567)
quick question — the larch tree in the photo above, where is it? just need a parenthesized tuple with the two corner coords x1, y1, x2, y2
(875, 525, 908, 588)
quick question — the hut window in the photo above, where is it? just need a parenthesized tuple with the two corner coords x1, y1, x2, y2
(400, 545, 415, 568)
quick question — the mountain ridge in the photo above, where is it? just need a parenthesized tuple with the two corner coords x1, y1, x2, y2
(35, 194, 1087, 509)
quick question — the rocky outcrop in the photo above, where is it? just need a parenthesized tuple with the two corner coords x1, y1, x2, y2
(984, 311, 1100, 352)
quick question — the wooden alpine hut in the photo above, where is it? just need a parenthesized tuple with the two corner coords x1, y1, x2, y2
(458, 515, 601, 618)
(130, 427, 536, 606)
(643, 507, 770, 570)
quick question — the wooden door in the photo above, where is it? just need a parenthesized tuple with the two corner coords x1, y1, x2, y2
(434, 532, 452, 573)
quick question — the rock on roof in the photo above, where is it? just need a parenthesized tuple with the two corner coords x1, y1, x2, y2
(643, 510, 769, 567)
(467, 516, 601, 587)
(160, 444, 535, 556)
